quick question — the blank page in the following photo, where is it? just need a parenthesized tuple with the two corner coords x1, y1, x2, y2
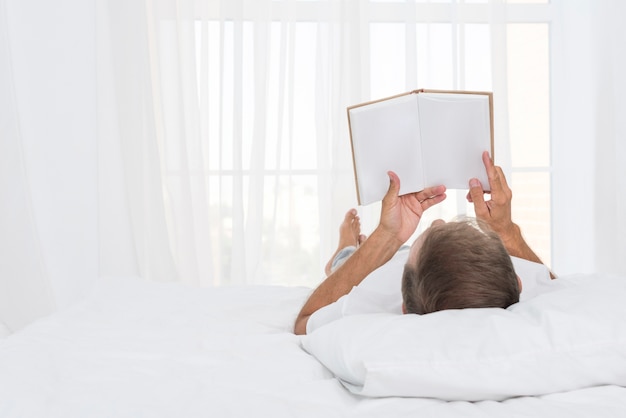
(417, 93, 491, 190)
(349, 94, 424, 205)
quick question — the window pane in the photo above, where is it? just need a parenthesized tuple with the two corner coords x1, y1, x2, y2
(370, 23, 406, 98)
(416, 24, 453, 88)
(266, 23, 283, 170)
(261, 174, 320, 286)
(221, 22, 234, 170)
(290, 23, 318, 169)
(265, 22, 320, 170)
(242, 22, 255, 171)
(205, 22, 222, 171)
(464, 24, 492, 89)
(507, 24, 550, 168)
(511, 171, 551, 267)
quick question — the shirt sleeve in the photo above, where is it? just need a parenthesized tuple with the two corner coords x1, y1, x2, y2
(511, 256, 553, 302)
(306, 249, 407, 334)
(306, 293, 348, 334)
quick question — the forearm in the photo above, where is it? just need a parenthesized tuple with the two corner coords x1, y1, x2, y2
(500, 223, 556, 279)
(293, 228, 401, 335)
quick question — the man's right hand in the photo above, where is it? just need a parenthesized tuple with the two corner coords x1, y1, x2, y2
(379, 171, 447, 246)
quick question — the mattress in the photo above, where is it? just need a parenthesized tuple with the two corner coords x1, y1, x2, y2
(1, 275, 625, 417)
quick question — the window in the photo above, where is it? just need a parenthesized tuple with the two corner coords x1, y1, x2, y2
(367, 3, 552, 266)
(180, 0, 553, 286)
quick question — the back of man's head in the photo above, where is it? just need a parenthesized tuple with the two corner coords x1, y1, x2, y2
(401, 219, 519, 315)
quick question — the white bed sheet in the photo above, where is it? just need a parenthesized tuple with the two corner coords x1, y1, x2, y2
(1, 276, 626, 418)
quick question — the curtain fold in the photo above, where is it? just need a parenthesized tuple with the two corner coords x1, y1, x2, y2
(102, 0, 178, 283)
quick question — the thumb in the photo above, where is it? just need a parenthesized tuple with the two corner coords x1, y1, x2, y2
(384, 171, 401, 200)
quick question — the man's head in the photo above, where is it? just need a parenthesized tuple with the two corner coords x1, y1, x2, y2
(401, 218, 519, 315)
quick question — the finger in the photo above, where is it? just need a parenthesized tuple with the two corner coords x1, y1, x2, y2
(420, 192, 447, 210)
(383, 171, 401, 202)
(494, 166, 512, 196)
(417, 185, 446, 202)
(482, 150, 493, 170)
(468, 178, 490, 219)
(489, 166, 512, 206)
(482, 151, 505, 196)
(467, 189, 492, 203)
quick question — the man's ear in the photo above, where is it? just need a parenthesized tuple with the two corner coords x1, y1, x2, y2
(402, 303, 407, 314)
(517, 275, 523, 293)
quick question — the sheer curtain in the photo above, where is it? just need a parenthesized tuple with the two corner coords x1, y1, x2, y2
(0, 0, 55, 333)
(98, 0, 516, 288)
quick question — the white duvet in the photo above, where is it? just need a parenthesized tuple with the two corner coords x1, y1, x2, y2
(1, 275, 626, 417)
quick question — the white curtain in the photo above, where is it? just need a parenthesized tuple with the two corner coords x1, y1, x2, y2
(2, 0, 100, 335)
(0, 0, 55, 333)
(98, 0, 517, 288)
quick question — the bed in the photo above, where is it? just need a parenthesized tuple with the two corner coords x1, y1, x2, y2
(1, 274, 626, 417)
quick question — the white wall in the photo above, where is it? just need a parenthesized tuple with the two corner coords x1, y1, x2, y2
(6, 0, 98, 315)
(550, 1, 597, 275)
(550, 0, 626, 276)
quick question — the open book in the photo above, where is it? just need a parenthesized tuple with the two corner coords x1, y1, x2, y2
(347, 89, 494, 206)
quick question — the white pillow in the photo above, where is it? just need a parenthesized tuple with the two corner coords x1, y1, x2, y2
(301, 274, 626, 401)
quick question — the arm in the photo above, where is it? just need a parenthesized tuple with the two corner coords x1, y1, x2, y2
(293, 227, 400, 335)
(467, 151, 556, 279)
(293, 172, 446, 335)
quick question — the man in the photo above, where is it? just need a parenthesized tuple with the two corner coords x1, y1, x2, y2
(293, 152, 553, 335)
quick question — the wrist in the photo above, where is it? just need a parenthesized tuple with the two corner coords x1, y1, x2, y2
(498, 223, 523, 252)
(500, 223, 537, 261)
(368, 227, 405, 260)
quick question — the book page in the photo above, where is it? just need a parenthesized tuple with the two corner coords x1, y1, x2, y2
(349, 94, 424, 205)
(417, 93, 491, 190)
